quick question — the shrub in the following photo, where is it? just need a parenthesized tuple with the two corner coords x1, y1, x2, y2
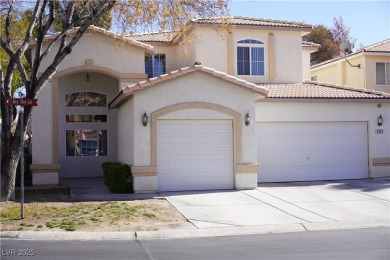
(102, 162, 133, 193)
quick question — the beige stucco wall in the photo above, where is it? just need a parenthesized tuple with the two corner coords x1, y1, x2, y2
(175, 39, 197, 70)
(302, 50, 313, 81)
(273, 31, 303, 83)
(154, 28, 304, 83)
(116, 72, 259, 191)
(132, 73, 257, 166)
(32, 32, 147, 75)
(151, 45, 178, 75)
(256, 101, 390, 178)
(311, 53, 390, 93)
(311, 62, 344, 85)
(344, 55, 366, 89)
(117, 96, 134, 166)
(32, 82, 54, 164)
(365, 55, 390, 93)
(193, 28, 228, 73)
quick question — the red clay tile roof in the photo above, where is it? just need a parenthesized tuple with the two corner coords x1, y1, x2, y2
(311, 39, 390, 69)
(29, 26, 154, 52)
(129, 16, 312, 43)
(363, 38, 390, 53)
(109, 65, 269, 108)
(193, 16, 312, 29)
(256, 81, 390, 99)
(130, 31, 176, 43)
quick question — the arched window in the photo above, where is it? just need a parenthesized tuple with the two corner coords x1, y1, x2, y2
(237, 39, 264, 76)
(65, 92, 107, 107)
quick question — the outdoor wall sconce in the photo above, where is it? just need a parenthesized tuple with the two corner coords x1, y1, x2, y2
(245, 112, 251, 126)
(142, 112, 148, 126)
(86, 72, 91, 82)
(378, 114, 383, 126)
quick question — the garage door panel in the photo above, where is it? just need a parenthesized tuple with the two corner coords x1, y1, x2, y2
(158, 120, 233, 191)
(178, 141, 194, 151)
(257, 122, 368, 182)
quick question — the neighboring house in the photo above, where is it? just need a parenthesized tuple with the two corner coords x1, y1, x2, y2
(29, 17, 390, 193)
(310, 39, 390, 94)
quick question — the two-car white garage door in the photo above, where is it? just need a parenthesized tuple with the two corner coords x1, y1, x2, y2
(257, 122, 368, 182)
(157, 120, 368, 191)
(157, 120, 234, 191)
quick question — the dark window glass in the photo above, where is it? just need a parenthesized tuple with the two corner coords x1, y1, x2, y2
(237, 40, 264, 76)
(145, 54, 166, 78)
(66, 115, 107, 122)
(237, 39, 263, 44)
(66, 130, 107, 156)
(237, 47, 250, 75)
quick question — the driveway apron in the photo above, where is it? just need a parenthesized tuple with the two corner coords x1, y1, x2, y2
(161, 180, 390, 229)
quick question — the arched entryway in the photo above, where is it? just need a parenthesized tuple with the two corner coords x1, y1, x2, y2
(57, 72, 119, 178)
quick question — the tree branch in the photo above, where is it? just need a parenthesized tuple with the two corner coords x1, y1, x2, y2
(32, 1, 115, 96)
(40, 2, 75, 61)
(0, 36, 29, 85)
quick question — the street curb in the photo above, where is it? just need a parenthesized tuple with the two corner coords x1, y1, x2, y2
(1, 220, 389, 241)
(1, 231, 135, 241)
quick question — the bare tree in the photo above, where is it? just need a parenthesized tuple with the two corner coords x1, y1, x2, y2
(330, 16, 356, 50)
(1, 0, 229, 201)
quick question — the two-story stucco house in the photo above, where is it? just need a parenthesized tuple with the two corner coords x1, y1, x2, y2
(310, 39, 390, 94)
(30, 17, 390, 193)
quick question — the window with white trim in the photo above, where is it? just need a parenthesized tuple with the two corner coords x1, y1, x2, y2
(237, 39, 264, 76)
(376, 62, 390, 85)
(145, 53, 166, 78)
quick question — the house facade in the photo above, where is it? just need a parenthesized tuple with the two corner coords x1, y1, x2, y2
(30, 17, 390, 192)
(310, 39, 390, 94)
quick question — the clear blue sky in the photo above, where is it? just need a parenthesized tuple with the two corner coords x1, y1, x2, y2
(230, 0, 390, 48)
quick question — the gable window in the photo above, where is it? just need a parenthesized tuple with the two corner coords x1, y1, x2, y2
(237, 39, 264, 76)
(376, 62, 390, 85)
(145, 53, 166, 78)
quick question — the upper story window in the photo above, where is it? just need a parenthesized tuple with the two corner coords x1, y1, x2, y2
(65, 92, 106, 107)
(376, 62, 390, 85)
(237, 39, 264, 76)
(145, 53, 166, 78)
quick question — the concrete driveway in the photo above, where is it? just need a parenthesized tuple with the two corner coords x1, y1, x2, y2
(160, 180, 390, 228)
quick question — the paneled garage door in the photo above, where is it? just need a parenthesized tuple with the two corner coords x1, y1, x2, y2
(257, 122, 368, 182)
(158, 120, 234, 191)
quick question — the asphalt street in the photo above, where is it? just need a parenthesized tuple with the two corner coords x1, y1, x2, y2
(1, 227, 389, 260)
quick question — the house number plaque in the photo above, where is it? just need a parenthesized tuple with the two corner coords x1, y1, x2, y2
(375, 129, 384, 134)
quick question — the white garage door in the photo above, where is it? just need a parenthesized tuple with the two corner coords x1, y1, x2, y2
(257, 122, 368, 182)
(158, 120, 234, 191)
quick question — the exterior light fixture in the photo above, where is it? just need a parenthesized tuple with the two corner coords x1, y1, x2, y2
(142, 112, 148, 126)
(86, 72, 91, 81)
(378, 114, 383, 126)
(245, 112, 251, 126)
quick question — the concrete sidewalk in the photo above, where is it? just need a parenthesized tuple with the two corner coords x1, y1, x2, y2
(59, 177, 160, 200)
(2, 219, 389, 241)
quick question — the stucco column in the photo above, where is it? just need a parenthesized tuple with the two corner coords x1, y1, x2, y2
(268, 33, 275, 81)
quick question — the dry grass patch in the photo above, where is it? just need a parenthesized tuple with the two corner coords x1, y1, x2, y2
(0, 200, 186, 232)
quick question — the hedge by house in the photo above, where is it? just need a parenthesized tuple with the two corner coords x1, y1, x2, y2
(102, 162, 133, 193)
